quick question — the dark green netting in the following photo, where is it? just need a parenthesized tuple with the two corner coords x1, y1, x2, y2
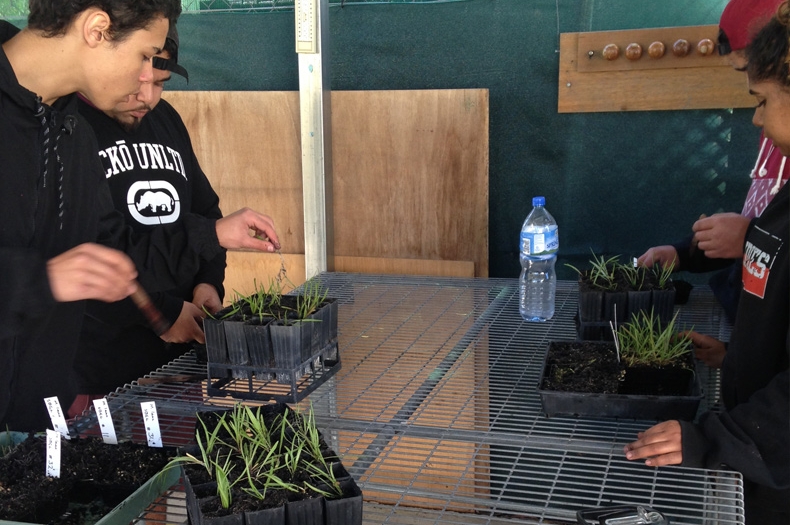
(3, 0, 757, 281)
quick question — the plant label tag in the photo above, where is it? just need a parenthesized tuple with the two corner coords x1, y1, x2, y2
(45, 429, 61, 478)
(141, 401, 163, 447)
(44, 396, 70, 439)
(93, 398, 118, 445)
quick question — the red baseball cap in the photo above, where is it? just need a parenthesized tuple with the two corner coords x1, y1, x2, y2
(718, 0, 783, 54)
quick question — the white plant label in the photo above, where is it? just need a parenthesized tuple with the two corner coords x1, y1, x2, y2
(44, 396, 70, 439)
(141, 401, 163, 447)
(45, 429, 61, 478)
(93, 398, 118, 445)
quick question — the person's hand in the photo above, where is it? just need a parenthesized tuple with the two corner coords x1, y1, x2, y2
(623, 420, 682, 467)
(684, 330, 726, 368)
(47, 243, 137, 302)
(192, 283, 222, 316)
(637, 245, 678, 269)
(215, 208, 281, 252)
(160, 301, 206, 344)
(692, 213, 750, 260)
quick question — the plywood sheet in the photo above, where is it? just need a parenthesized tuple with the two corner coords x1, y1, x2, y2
(331, 90, 488, 276)
(559, 27, 755, 113)
(335, 256, 474, 278)
(163, 90, 489, 292)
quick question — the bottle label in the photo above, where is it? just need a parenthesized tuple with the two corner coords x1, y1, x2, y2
(520, 229, 559, 256)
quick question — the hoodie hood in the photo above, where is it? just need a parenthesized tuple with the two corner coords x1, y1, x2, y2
(1, 20, 80, 230)
(0, 21, 38, 113)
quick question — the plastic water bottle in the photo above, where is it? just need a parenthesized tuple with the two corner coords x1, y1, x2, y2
(519, 196, 558, 322)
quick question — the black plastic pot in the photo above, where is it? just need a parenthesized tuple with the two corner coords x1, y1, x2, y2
(537, 341, 703, 420)
(286, 496, 324, 524)
(620, 364, 696, 396)
(245, 504, 285, 525)
(182, 404, 362, 525)
(603, 291, 627, 322)
(270, 320, 305, 373)
(324, 478, 363, 525)
(199, 496, 245, 525)
(652, 288, 676, 324)
(626, 290, 651, 319)
(244, 318, 275, 378)
(578, 290, 604, 322)
(576, 286, 677, 341)
(224, 321, 250, 379)
(203, 318, 230, 378)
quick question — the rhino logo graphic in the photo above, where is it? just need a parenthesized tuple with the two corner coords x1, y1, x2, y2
(127, 181, 180, 225)
(136, 191, 174, 213)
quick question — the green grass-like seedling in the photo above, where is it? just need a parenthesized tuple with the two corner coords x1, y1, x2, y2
(616, 309, 692, 368)
(566, 250, 621, 291)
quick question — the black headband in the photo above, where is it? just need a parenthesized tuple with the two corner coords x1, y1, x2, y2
(153, 56, 189, 82)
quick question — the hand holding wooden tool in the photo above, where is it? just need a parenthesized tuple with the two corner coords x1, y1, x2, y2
(129, 282, 172, 336)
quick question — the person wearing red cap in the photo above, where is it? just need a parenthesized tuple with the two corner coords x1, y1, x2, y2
(626, 5, 790, 523)
(637, 0, 788, 333)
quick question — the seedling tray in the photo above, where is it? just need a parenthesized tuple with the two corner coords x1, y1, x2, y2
(0, 452, 181, 525)
(206, 341, 341, 403)
(537, 341, 704, 421)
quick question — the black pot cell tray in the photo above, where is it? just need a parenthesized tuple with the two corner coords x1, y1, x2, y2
(537, 341, 703, 421)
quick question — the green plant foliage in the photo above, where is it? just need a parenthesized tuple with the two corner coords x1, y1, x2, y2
(206, 274, 330, 324)
(619, 262, 647, 291)
(164, 403, 343, 509)
(652, 261, 675, 289)
(566, 250, 620, 291)
(615, 309, 692, 368)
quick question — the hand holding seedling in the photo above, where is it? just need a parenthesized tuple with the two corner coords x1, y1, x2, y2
(684, 330, 726, 368)
(692, 213, 751, 260)
(215, 207, 281, 252)
(160, 301, 206, 344)
(193, 283, 222, 315)
(624, 420, 682, 467)
(636, 245, 678, 269)
(46, 243, 137, 302)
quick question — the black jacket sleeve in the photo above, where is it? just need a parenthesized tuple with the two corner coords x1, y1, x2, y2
(0, 248, 56, 339)
(679, 337, 790, 489)
(672, 232, 742, 274)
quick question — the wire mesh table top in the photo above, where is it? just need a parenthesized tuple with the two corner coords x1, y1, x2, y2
(74, 273, 742, 525)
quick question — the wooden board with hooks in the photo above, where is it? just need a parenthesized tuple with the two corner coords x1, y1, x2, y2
(577, 25, 727, 72)
(558, 25, 756, 113)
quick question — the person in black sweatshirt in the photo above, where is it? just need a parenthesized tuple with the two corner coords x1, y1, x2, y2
(0, 1, 281, 432)
(624, 5, 790, 523)
(68, 24, 227, 416)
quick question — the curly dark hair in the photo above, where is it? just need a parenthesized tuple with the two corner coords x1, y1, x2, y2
(28, 0, 181, 42)
(747, 1, 790, 86)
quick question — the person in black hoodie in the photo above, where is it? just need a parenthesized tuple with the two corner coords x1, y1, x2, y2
(624, 5, 790, 523)
(0, 1, 281, 432)
(68, 24, 226, 417)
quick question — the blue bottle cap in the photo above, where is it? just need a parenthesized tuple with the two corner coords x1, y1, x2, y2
(532, 196, 545, 207)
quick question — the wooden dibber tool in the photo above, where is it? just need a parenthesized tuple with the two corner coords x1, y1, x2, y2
(129, 282, 171, 336)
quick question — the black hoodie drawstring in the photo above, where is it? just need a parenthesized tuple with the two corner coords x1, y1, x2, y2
(35, 98, 75, 231)
(35, 97, 48, 189)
